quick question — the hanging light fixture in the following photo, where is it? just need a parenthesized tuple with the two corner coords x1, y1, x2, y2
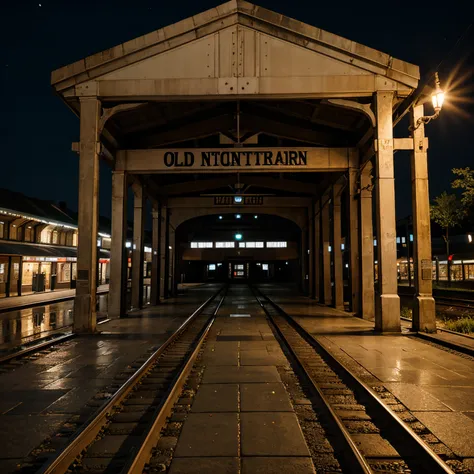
(412, 72, 445, 130)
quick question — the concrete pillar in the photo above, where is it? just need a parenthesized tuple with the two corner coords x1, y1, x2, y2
(109, 170, 128, 318)
(159, 205, 168, 300)
(410, 104, 436, 332)
(347, 160, 361, 315)
(333, 186, 344, 310)
(374, 91, 400, 332)
(74, 97, 100, 333)
(168, 221, 176, 297)
(150, 208, 160, 306)
(131, 182, 145, 309)
(360, 164, 375, 320)
(314, 201, 321, 301)
(321, 197, 332, 306)
(308, 204, 314, 299)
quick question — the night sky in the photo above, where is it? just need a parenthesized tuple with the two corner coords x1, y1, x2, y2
(2, 0, 473, 221)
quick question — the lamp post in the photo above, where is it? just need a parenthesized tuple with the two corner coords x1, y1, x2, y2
(411, 72, 445, 130)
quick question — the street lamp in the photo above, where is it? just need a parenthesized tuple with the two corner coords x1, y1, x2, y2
(412, 72, 445, 129)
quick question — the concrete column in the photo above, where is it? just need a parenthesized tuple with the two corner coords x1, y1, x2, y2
(314, 201, 321, 302)
(360, 164, 375, 320)
(308, 204, 314, 299)
(150, 208, 160, 306)
(347, 161, 361, 315)
(74, 97, 100, 333)
(321, 197, 332, 306)
(168, 219, 176, 297)
(410, 104, 436, 332)
(159, 205, 168, 300)
(131, 182, 145, 309)
(333, 186, 344, 310)
(109, 170, 128, 318)
(374, 91, 400, 332)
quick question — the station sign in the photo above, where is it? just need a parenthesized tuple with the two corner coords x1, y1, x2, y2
(214, 196, 264, 206)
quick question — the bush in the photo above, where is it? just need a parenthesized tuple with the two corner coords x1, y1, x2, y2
(444, 317, 474, 334)
(400, 307, 412, 319)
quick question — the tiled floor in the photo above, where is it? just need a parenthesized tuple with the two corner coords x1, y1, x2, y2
(169, 285, 314, 474)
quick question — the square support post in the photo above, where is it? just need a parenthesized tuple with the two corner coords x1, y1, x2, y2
(321, 197, 332, 306)
(360, 163, 375, 320)
(314, 200, 321, 301)
(150, 207, 160, 306)
(159, 205, 168, 300)
(74, 97, 100, 333)
(109, 170, 128, 318)
(333, 185, 344, 310)
(348, 156, 361, 315)
(131, 182, 145, 309)
(374, 91, 400, 332)
(308, 204, 314, 299)
(410, 104, 436, 332)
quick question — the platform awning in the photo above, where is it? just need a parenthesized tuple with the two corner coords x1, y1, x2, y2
(0, 241, 110, 259)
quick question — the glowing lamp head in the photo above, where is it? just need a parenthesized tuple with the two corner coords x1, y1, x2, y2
(431, 72, 445, 112)
(235, 233, 243, 240)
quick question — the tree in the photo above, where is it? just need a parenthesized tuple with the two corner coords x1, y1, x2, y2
(430, 192, 466, 282)
(452, 167, 474, 216)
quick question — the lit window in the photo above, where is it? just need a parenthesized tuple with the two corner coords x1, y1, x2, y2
(208, 264, 216, 271)
(191, 242, 198, 248)
(401, 237, 406, 244)
(126, 242, 132, 248)
(234, 196, 243, 203)
(374, 239, 377, 246)
(266, 242, 287, 248)
(410, 234, 413, 242)
(328, 245, 332, 252)
(198, 242, 213, 248)
(262, 264, 269, 270)
(239, 242, 246, 248)
(256, 242, 264, 248)
(236, 214, 241, 219)
(341, 243, 345, 250)
(396, 237, 401, 244)
(235, 264, 244, 270)
(246, 242, 256, 248)
(216, 242, 235, 248)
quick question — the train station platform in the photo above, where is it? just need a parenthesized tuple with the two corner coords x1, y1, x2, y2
(261, 284, 474, 463)
(0, 285, 109, 313)
(0, 284, 220, 474)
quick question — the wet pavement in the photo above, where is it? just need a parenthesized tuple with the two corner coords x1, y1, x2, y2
(0, 294, 109, 351)
(0, 284, 219, 473)
(263, 284, 474, 460)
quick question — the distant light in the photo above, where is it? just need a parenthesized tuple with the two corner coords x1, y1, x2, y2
(286, 261, 288, 265)
(235, 233, 243, 240)
(374, 239, 377, 246)
(262, 264, 269, 270)
(345, 263, 349, 268)
(97, 239, 102, 247)
(125, 242, 132, 248)
(254, 215, 258, 219)
(208, 264, 216, 271)
(256, 263, 261, 266)
(144, 246, 152, 253)
(341, 243, 345, 250)
(468, 234, 472, 243)
(236, 214, 241, 219)
(219, 215, 223, 220)
(328, 245, 332, 252)
(217, 263, 222, 267)
(410, 234, 414, 242)
(234, 196, 243, 203)
(169, 246, 172, 250)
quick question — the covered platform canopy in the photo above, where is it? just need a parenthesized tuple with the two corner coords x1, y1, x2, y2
(51, 0, 436, 335)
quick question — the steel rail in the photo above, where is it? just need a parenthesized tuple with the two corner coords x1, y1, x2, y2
(37, 285, 225, 474)
(124, 288, 227, 474)
(251, 287, 371, 474)
(255, 287, 454, 474)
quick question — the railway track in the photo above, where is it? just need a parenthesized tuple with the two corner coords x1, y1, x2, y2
(35, 285, 226, 474)
(253, 286, 455, 474)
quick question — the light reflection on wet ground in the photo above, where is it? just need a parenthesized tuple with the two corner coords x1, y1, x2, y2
(0, 295, 109, 351)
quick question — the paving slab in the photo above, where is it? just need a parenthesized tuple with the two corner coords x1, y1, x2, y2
(350, 434, 399, 458)
(174, 413, 238, 457)
(202, 366, 281, 384)
(169, 457, 239, 474)
(242, 457, 315, 474)
(0, 389, 69, 415)
(239, 350, 285, 366)
(383, 383, 451, 411)
(240, 412, 309, 456)
(415, 412, 474, 457)
(418, 385, 474, 412)
(0, 414, 69, 458)
(240, 383, 293, 412)
(191, 384, 238, 412)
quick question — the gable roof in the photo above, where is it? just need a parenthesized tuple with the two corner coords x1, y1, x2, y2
(51, 0, 419, 95)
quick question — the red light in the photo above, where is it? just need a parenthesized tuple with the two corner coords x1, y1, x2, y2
(448, 254, 454, 261)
